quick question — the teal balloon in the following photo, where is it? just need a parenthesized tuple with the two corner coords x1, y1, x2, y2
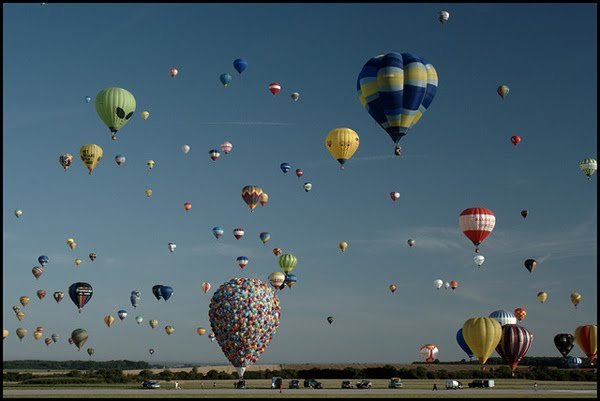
(220, 73, 232, 87)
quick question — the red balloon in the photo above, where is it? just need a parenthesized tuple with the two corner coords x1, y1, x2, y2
(449, 280, 459, 290)
(295, 169, 303, 178)
(510, 135, 521, 146)
(36, 290, 46, 300)
(184, 202, 192, 211)
(268, 82, 281, 95)
(459, 207, 496, 253)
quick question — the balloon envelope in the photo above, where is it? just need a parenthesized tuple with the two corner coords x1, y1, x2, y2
(68, 282, 93, 312)
(462, 317, 502, 364)
(95, 87, 136, 140)
(160, 286, 173, 301)
(554, 333, 575, 358)
(80, 144, 103, 174)
(325, 128, 359, 168)
(456, 328, 475, 360)
(489, 310, 517, 326)
(574, 325, 597, 362)
(233, 58, 248, 74)
(70, 328, 89, 350)
(459, 208, 496, 252)
(495, 324, 534, 372)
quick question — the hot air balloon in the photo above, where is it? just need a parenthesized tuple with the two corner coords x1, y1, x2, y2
(68, 282, 93, 313)
(220, 142, 233, 154)
(284, 273, 297, 289)
(152, 285, 163, 301)
(279, 254, 297, 274)
(280, 163, 291, 174)
(13, 305, 21, 314)
(408, 239, 416, 247)
(136, 316, 143, 325)
(68, 338, 73, 345)
(32, 266, 44, 279)
(459, 208, 496, 253)
(575, 324, 598, 362)
(130, 291, 141, 308)
(95, 87, 136, 140)
(295, 169, 303, 178)
(233, 58, 248, 75)
(570, 292, 582, 308)
(19, 296, 30, 307)
(389, 284, 397, 293)
(209, 278, 280, 379)
(184, 202, 192, 211)
(259, 232, 271, 244)
(182, 144, 191, 155)
(168, 243, 176, 253)
(33, 331, 43, 340)
(53, 291, 64, 303)
(115, 155, 126, 166)
(149, 348, 155, 355)
(233, 228, 245, 240)
(80, 144, 103, 174)
(554, 333, 575, 358)
(209, 333, 216, 342)
(524, 259, 537, 273)
(456, 328, 475, 361)
(87, 348, 95, 356)
(165, 325, 175, 335)
(419, 344, 439, 363)
(16, 328, 27, 341)
(303, 182, 312, 192)
(241, 186, 263, 212)
(169, 68, 178, 77)
(141, 111, 149, 120)
(212, 226, 224, 240)
(579, 158, 597, 179)
(89, 253, 96, 262)
(449, 280, 459, 290)
(497, 85, 510, 99)
(462, 317, 502, 364)
(325, 127, 360, 169)
(149, 319, 158, 329)
(338, 242, 348, 252)
(496, 324, 534, 373)
(59, 153, 74, 171)
(357, 52, 438, 156)
(36, 290, 46, 300)
(514, 308, 527, 322)
(104, 315, 115, 328)
(390, 192, 400, 202)
(16, 311, 25, 321)
(568, 356, 583, 368)
(70, 328, 88, 350)
(118, 310, 128, 320)
(160, 286, 173, 301)
(237, 256, 249, 270)
(15, 209, 23, 218)
(521, 210, 528, 219)
(269, 82, 281, 95)
(3, 329, 9, 339)
(35, 326, 44, 333)
(438, 10, 450, 23)
(537, 292, 548, 303)
(51, 333, 60, 343)
(74, 258, 82, 266)
(37, 255, 49, 267)
(259, 193, 269, 207)
(444, 282, 450, 289)
(473, 255, 485, 267)
(147, 160, 155, 169)
(45, 338, 53, 346)
(202, 282, 211, 294)
(268, 271, 286, 289)
(510, 135, 521, 146)
(219, 73, 232, 87)
(209, 149, 221, 161)
(489, 310, 517, 326)
(145, 188, 153, 197)
(197, 328, 206, 336)
(291, 92, 300, 101)
(272, 248, 282, 256)
(85, 96, 91, 103)
(327, 316, 334, 325)
(66, 238, 77, 250)
(433, 279, 443, 290)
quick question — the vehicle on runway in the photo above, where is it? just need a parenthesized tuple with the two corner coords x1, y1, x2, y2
(341, 380, 354, 389)
(271, 377, 283, 389)
(468, 379, 495, 388)
(388, 377, 403, 388)
(234, 380, 246, 389)
(142, 380, 160, 389)
(304, 378, 323, 389)
(356, 380, 372, 389)
(446, 379, 464, 389)
(288, 379, 300, 389)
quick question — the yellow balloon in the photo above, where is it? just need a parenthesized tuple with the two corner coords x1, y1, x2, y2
(570, 292, 582, 308)
(16, 311, 26, 321)
(3, 329, 9, 339)
(19, 296, 30, 307)
(196, 328, 206, 336)
(141, 111, 150, 120)
(104, 315, 115, 327)
(33, 331, 43, 340)
(325, 128, 360, 169)
(537, 291, 548, 303)
(147, 160, 155, 169)
(16, 327, 27, 341)
(79, 144, 103, 174)
(165, 325, 175, 335)
(149, 319, 158, 329)
(74, 259, 82, 266)
(260, 193, 269, 207)
(339, 242, 348, 252)
(462, 317, 502, 364)
(145, 188, 153, 197)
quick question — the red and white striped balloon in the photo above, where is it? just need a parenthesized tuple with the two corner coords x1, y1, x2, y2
(419, 344, 439, 363)
(268, 82, 281, 95)
(202, 282, 211, 294)
(459, 207, 495, 253)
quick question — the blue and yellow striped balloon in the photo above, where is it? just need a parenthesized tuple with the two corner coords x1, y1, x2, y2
(357, 52, 438, 154)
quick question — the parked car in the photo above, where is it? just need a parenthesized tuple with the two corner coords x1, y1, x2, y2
(288, 379, 300, 389)
(271, 377, 283, 389)
(468, 379, 495, 388)
(142, 380, 160, 389)
(388, 377, 403, 388)
(341, 380, 354, 389)
(303, 378, 323, 389)
(355, 380, 372, 389)
(445, 380, 464, 390)
(234, 380, 246, 389)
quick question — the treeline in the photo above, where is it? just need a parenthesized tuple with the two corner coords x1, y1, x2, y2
(3, 360, 150, 370)
(415, 356, 588, 369)
(4, 364, 596, 384)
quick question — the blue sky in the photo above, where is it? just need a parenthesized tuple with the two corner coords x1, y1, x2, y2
(3, 3, 597, 365)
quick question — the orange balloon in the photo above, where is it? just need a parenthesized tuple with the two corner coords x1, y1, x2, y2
(514, 307, 527, 321)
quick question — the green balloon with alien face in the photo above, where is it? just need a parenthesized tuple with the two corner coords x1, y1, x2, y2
(95, 87, 136, 140)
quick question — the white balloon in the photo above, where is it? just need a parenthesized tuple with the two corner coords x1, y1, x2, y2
(473, 255, 485, 267)
(182, 145, 191, 155)
(433, 279, 443, 290)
